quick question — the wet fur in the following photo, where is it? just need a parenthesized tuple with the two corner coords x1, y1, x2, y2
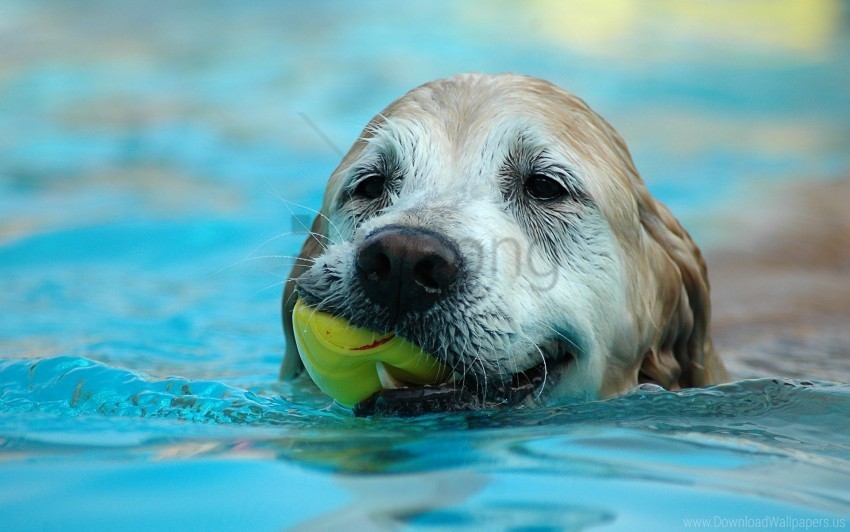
(281, 73, 728, 405)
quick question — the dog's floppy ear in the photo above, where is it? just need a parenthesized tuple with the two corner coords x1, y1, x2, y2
(637, 195, 728, 389)
(588, 114, 727, 390)
(280, 214, 327, 380)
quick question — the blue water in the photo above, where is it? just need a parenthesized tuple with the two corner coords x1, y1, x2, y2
(2, 2, 850, 529)
(2, 357, 849, 528)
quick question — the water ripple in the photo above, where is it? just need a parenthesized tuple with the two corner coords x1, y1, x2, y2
(0, 356, 310, 426)
(3, 355, 849, 454)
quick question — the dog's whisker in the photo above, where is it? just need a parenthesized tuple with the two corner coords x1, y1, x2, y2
(473, 356, 488, 404)
(252, 280, 290, 297)
(532, 344, 548, 402)
(242, 254, 315, 267)
(541, 323, 582, 355)
(244, 230, 323, 257)
(456, 335, 477, 399)
(511, 329, 548, 402)
(268, 190, 344, 247)
(208, 255, 314, 281)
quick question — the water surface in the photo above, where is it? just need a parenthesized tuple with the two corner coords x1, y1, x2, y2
(1, 1, 849, 529)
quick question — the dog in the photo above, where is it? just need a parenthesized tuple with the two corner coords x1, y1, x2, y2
(281, 73, 728, 414)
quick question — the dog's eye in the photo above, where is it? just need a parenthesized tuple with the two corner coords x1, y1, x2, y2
(353, 174, 386, 200)
(524, 174, 568, 201)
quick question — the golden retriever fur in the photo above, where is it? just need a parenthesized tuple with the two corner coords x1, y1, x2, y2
(281, 73, 727, 407)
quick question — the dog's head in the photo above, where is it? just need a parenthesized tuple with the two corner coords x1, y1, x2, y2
(281, 73, 726, 413)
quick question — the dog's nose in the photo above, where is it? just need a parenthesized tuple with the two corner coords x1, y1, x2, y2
(357, 226, 460, 319)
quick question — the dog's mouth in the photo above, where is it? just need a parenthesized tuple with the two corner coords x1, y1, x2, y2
(352, 337, 575, 417)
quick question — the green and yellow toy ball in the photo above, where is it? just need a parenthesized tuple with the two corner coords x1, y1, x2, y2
(292, 299, 450, 407)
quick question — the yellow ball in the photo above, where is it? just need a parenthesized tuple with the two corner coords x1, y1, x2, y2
(292, 299, 450, 407)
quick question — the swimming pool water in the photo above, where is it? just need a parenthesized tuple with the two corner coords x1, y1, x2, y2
(1, 1, 849, 529)
(2, 356, 849, 528)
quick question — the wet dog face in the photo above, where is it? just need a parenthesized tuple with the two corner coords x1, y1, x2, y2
(282, 73, 727, 414)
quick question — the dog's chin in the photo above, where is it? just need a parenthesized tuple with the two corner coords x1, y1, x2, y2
(352, 338, 576, 417)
